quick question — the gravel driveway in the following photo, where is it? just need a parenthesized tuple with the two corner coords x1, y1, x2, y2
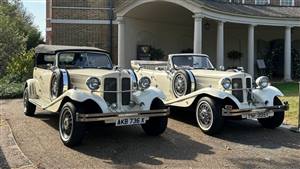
(1, 99, 300, 169)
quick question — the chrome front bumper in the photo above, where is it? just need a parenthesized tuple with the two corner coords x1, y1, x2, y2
(76, 108, 169, 122)
(222, 102, 289, 117)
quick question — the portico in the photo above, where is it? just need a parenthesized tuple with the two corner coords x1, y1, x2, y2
(117, 0, 300, 80)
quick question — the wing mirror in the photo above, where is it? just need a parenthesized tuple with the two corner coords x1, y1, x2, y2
(219, 65, 225, 71)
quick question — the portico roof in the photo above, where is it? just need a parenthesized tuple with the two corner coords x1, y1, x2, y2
(196, 0, 300, 18)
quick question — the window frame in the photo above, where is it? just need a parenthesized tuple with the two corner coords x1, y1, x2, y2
(57, 51, 113, 69)
(280, 0, 295, 6)
(35, 53, 57, 69)
(255, 0, 270, 5)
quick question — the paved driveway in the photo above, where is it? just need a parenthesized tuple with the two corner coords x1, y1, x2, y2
(1, 99, 300, 169)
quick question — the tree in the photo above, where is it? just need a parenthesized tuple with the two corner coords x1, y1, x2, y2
(0, 0, 43, 74)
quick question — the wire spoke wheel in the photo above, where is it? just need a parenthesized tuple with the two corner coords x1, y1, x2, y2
(197, 101, 214, 130)
(173, 73, 187, 97)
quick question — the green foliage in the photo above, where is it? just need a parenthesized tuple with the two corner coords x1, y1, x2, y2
(0, 0, 43, 74)
(292, 48, 300, 79)
(0, 76, 24, 99)
(263, 40, 300, 79)
(5, 49, 35, 82)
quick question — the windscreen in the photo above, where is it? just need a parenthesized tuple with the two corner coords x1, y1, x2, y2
(58, 52, 112, 69)
(172, 55, 214, 70)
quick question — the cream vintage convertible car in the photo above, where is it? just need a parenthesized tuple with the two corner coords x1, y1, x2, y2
(132, 54, 289, 135)
(23, 45, 169, 147)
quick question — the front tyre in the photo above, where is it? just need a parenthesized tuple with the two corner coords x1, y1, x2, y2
(142, 116, 168, 136)
(196, 97, 224, 135)
(59, 102, 85, 147)
(258, 97, 285, 129)
(142, 99, 168, 136)
(23, 87, 36, 116)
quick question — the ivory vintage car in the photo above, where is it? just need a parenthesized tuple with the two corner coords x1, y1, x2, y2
(23, 45, 169, 146)
(132, 54, 289, 135)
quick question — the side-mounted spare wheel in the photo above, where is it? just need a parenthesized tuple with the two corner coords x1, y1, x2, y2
(59, 102, 86, 147)
(142, 99, 168, 136)
(50, 69, 70, 100)
(23, 87, 36, 116)
(258, 97, 285, 129)
(172, 70, 195, 98)
(196, 97, 224, 135)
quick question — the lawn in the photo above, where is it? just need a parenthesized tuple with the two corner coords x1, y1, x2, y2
(273, 82, 299, 126)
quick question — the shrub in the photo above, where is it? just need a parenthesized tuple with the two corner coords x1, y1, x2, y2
(0, 77, 24, 99)
(5, 49, 34, 82)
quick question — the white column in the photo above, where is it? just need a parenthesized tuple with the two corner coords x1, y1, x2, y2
(193, 15, 202, 54)
(284, 26, 292, 81)
(216, 21, 224, 67)
(248, 24, 255, 77)
(117, 16, 126, 67)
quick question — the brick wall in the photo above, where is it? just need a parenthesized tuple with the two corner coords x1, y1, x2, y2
(47, 0, 124, 63)
(51, 23, 118, 63)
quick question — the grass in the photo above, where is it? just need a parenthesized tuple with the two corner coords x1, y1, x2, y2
(273, 82, 299, 126)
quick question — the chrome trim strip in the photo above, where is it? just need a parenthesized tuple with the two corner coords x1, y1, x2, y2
(76, 108, 170, 122)
(186, 70, 196, 92)
(222, 104, 289, 116)
(127, 69, 138, 90)
(61, 69, 69, 92)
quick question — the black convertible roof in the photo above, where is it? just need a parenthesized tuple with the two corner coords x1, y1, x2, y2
(35, 44, 108, 54)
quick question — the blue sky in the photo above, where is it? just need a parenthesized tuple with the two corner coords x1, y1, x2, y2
(21, 0, 46, 38)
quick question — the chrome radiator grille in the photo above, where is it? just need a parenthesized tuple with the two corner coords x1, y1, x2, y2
(246, 78, 252, 102)
(104, 78, 117, 105)
(122, 78, 131, 105)
(232, 78, 243, 102)
(103, 77, 131, 106)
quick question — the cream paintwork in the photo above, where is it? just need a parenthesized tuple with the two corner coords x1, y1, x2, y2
(28, 86, 165, 113)
(132, 54, 285, 111)
(26, 50, 166, 116)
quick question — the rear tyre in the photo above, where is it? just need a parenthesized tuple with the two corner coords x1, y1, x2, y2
(258, 97, 285, 129)
(142, 99, 168, 136)
(23, 87, 36, 116)
(196, 97, 224, 135)
(59, 102, 85, 147)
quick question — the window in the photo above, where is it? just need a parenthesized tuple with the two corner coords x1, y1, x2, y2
(255, 0, 270, 5)
(58, 52, 112, 69)
(280, 0, 294, 6)
(36, 54, 56, 69)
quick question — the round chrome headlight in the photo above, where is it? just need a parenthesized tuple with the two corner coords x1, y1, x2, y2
(139, 76, 151, 90)
(221, 78, 231, 90)
(256, 76, 269, 89)
(86, 77, 101, 91)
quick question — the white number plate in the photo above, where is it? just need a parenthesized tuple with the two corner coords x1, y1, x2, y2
(246, 111, 274, 119)
(116, 117, 147, 126)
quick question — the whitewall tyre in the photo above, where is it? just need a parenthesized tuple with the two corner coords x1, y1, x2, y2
(196, 97, 224, 135)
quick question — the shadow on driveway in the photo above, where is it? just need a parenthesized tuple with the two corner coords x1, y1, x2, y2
(169, 109, 300, 150)
(34, 112, 214, 166)
(0, 147, 9, 169)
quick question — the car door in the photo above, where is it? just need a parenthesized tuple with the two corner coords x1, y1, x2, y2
(34, 53, 56, 101)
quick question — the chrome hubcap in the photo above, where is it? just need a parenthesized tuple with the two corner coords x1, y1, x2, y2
(174, 74, 187, 97)
(197, 101, 213, 130)
(60, 109, 73, 141)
